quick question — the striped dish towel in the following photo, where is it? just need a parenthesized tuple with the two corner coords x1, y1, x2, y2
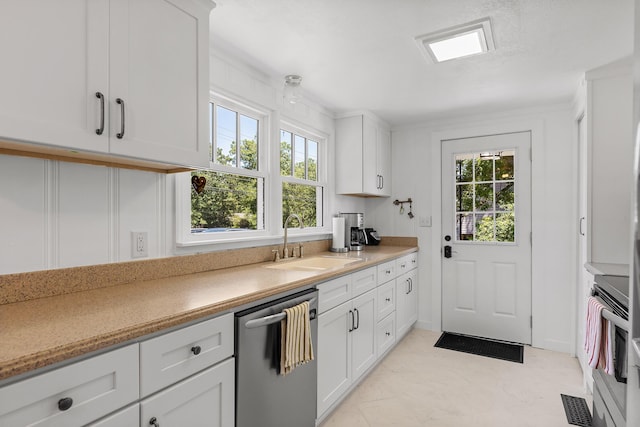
(280, 301, 314, 376)
(584, 296, 614, 375)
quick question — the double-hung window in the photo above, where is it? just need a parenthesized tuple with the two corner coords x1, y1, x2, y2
(280, 127, 325, 228)
(185, 97, 267, 241)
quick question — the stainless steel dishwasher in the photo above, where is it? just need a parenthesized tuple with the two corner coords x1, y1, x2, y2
(235, 288, 318, 427)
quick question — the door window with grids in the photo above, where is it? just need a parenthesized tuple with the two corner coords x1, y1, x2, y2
(455, 150, 515, 242)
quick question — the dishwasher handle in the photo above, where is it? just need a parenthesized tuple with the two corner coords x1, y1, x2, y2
(244, 297, 317, 329)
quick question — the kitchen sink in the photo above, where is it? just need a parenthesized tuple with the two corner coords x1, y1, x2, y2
(265, 255, 363, 271)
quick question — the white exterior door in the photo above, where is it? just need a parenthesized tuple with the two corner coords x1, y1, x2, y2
(441, 132, 532, 344)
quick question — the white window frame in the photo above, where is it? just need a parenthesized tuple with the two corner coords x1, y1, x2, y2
(279, 121, 328, 233)
(176, 94, 271, 246)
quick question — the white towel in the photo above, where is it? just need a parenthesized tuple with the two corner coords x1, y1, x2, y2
(280, 301, 314, 376)
(584, 296, 614, 375)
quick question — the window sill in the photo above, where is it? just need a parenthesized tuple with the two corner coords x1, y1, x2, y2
(175, 230, 332, 254)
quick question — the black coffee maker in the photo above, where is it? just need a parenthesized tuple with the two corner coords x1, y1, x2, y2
(364, 228, 381, 245)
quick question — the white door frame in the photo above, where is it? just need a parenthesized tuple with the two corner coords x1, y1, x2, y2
(430, 119, 550, 349)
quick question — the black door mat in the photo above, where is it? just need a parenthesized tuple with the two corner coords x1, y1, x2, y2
(561, 394, 592, 426)
(434, 332, 524, 363)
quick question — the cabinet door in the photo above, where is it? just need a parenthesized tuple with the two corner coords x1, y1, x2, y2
(396, 270, 418, 338)
(351, 289, 377, 382)
(362, 116, 379, 194)
(317, 302, 352, 417)
(377, 126, 391, 196)
(0, 1, 108, 153)
(140, 358, 235, 427)
(109, 0, 210, 167)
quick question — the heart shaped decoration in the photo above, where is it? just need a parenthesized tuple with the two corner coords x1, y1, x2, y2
(191, 175, 206, 194)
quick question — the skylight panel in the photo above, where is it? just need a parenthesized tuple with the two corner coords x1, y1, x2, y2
(415, 18, 495, 63)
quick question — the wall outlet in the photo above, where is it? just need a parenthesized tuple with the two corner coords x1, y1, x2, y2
(131, 231, 148, 258)
(419, 216, 432, 227)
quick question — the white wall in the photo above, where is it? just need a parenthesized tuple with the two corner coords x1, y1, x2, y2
(0, 47, 365, 275)
(369, 105, 578, 353)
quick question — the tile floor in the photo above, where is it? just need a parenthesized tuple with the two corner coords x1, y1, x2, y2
(321, 329, 589, 427)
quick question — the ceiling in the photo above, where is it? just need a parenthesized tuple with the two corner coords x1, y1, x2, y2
(209, 0, 634, 127)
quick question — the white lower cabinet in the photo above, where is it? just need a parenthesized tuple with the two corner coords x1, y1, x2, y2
(396, 269, 418, 338)
(317, 289, 377, 416)
(351, 290, 378, 380)
(317, 301, 352, 416)
(140, 358, 235, 427)
(316, 252, 419, 421)
(0, 344, 139, 427)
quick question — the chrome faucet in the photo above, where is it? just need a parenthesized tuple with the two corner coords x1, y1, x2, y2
(283, 214, 304, 259)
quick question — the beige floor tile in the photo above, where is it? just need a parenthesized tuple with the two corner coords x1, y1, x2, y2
(321, 329, 589, 427)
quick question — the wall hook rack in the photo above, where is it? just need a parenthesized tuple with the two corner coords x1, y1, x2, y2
(393, 198, 414, 218)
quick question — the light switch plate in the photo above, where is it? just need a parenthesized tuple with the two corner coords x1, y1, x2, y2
(419, 216, 432, 227)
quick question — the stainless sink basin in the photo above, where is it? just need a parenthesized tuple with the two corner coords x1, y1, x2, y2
(265, 256, 363, 271)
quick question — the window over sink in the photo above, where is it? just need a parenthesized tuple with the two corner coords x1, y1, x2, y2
(175, 94, 328, 247)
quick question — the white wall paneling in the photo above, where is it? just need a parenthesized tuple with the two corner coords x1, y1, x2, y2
(0, 156, 48, 274)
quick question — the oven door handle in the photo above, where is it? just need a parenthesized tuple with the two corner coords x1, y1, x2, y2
(244, 297, 317, 329)
(594, 295, 630, 331)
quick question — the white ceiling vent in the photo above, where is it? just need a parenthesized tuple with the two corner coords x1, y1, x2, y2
(415, 18, 495, 63)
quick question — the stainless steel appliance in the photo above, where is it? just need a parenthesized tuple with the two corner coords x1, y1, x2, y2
(340, 212, 365, 251)
(592, 275, 630, 427)
(235, 289, 318, 427)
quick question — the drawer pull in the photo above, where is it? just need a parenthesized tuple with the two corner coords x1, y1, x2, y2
(385, 332, 391, 336)
(385, 297, 391, 302)
(57, 397, 73, 411)
(149, 417, 160, 427)
(385, 269, 391, 274)
(191, 345, 202, 355)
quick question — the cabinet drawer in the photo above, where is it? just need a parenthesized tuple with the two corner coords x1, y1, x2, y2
(140, 313, 233, 397)
(318, 275, 352, 313)
(377, 260, 396, 284)
(0, 344, 139, 427)
(377, 280, 396, 321)
(377, 313, 396, 357)
(352, 267, 377, 298)
(396, 253, 418, 275)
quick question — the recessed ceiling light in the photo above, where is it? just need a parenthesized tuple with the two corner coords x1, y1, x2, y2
(415, 18, 495, 63)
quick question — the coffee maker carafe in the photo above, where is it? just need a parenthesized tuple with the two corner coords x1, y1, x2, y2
(340, 213, 365, 251)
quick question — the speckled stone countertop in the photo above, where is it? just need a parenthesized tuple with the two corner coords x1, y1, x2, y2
(0, 244, 416, 382)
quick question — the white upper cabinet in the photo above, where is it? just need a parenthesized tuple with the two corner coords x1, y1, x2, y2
(336, 113, 391, 197)
(0, 0, 213, 170)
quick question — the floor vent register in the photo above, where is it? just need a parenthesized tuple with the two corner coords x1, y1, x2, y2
(560, 394, 592, 427)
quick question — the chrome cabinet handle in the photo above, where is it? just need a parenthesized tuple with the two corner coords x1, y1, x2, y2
(95, 92, 105, 135)
(149, 417, 159, 427)
(380, 175, 384, 189)
(406, 279, 411, 294)
(116, 98, 125, 139)
(579, 217, 585, 236)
